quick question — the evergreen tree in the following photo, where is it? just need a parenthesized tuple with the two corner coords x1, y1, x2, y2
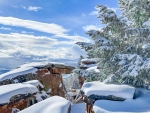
(76, 0, 150, 88)
(77, 55, 84, 69)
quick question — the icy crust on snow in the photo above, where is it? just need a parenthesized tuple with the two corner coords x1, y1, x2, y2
(0, 67, 37, 81)
(0, 83, 38, 104)
(93, 91, 150, 113)
(81, 81, 135, 98)
(19, 96, 71, 113)
(24, 80, 44, 88)
(111, 54, 150, 77)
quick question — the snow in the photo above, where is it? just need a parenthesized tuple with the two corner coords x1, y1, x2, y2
(80, 64, 97, 68)
(81, 81, 135, 99)
(70, 103, 86, 113)
(62, 74, 71, 79)
(19, 61, 75, 69)
(0, 67, 37, 81)
(143, 20, 150, 26)
(81, 58, 98, 63)
(0, 83, 38, 104)
(142, 43, 150, 49)
(19, 96, 71, 113)
(19, 62, 49, 68)
(59, 83, 62, 88)
(24, 80, 44, 88)
(35, 91, 50, 102)
(99, 46, 114, 51)
(93, 90, 150, 113)
(111, 54, 150, 78)
(95, 36, 109, 43)
(12, 108, 20, 113)
(86, 66, 100, 73)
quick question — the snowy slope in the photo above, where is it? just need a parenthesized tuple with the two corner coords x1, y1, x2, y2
(81, 81, 135, 98)
(0, 83, 38, 104)
(19, 96, 71, 113)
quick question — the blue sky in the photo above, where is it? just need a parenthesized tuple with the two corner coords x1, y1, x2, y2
(0, 0, 118, 68)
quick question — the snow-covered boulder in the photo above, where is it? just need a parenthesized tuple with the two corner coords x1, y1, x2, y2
(81, 81, 135, 99)
(19, 96, 71, 113)
(0, 83, 38, 104)
(93, 91, 150, 113)
(0, 67, 37, 81)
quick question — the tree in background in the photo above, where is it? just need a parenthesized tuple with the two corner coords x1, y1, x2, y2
(76, 0, 150, 88)
(77, 55, 84, 69)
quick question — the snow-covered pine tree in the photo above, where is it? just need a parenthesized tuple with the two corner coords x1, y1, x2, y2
(76, 0, 150, 88)
(76, 5, 128, 82)
(108, 0, 150, 87)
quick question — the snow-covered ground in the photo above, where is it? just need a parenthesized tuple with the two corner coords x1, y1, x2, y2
(19, 96, 71, 113)
(93, 89, 150, 113)
(82, 81, 135, 98)
(70, 103, 86, 113)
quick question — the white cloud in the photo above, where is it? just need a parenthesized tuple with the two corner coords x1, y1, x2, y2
(0, 16, 90, 42)
(0, 26, 11, 30)
(0, 17, 89, 64)
(0, 33, 86, 61)
(0, 16, 67, 35)
(0, 33, 59, 48)
(82, 25, 102, 31)
(27, 6, 42, 12)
